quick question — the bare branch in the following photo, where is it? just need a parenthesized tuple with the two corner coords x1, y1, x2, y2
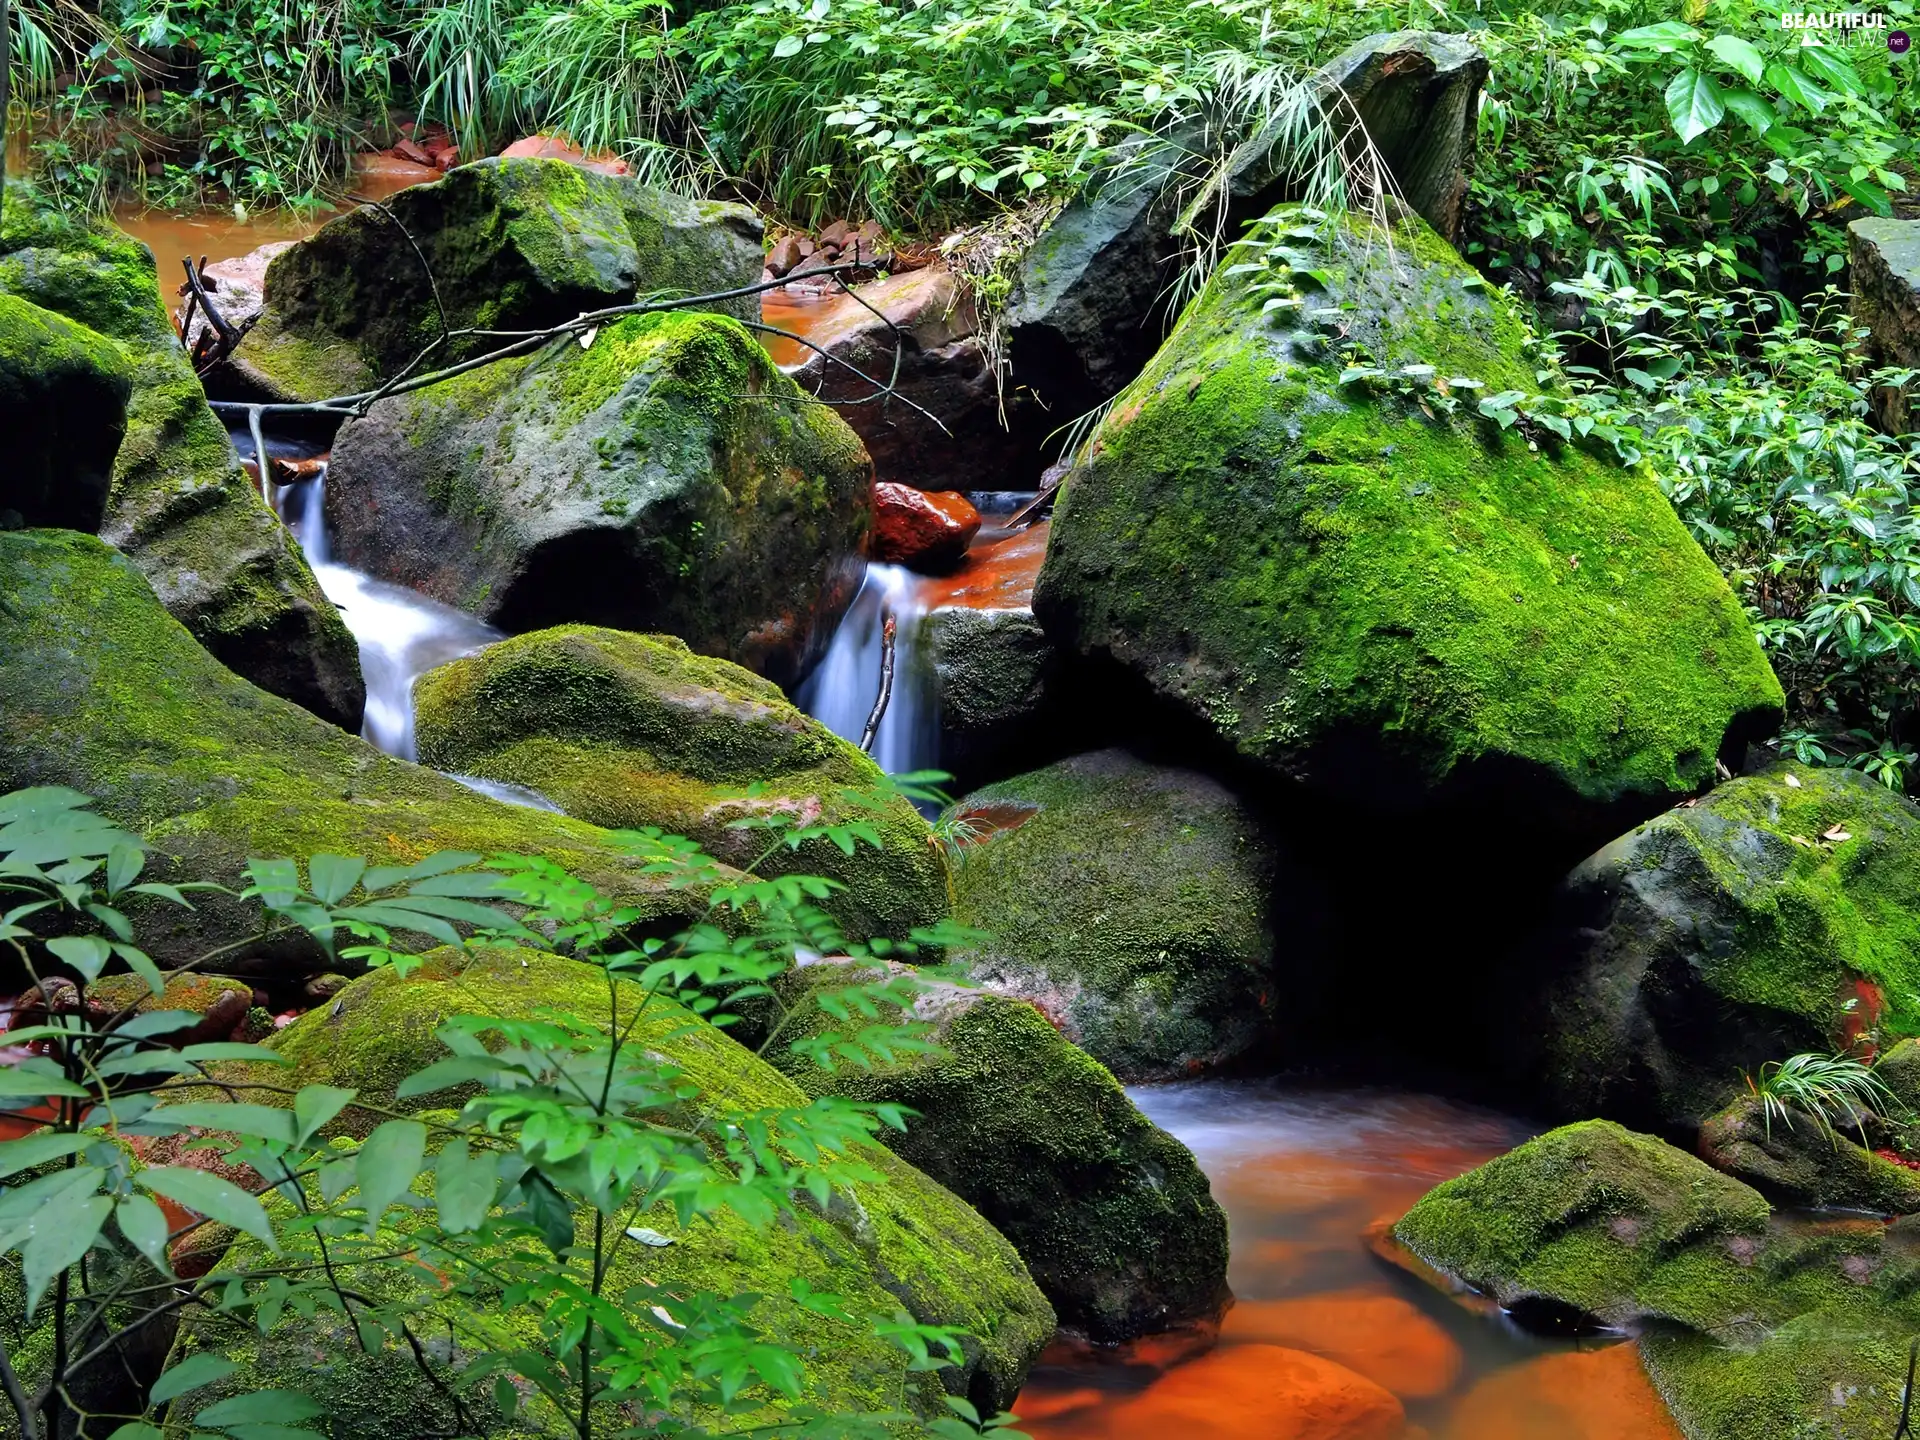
(861, 613, 898, 754)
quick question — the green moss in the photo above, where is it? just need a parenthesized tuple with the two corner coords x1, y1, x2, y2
(1033, 206, 1783, 830)
(0, 182, 363, 727)
(769, 960, 1227, 1342)
(944, 749, 1278, 1080)
(0, 530, 719, 972)
(180, 947, 1051, 1434)
(242, 158, 763, 403)
(414, 625, 946, 944)
(0, 292, 133, 530)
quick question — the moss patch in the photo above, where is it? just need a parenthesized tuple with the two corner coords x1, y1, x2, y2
(0, 291, 132, 531)
(415, 625, 946, 944)
(180, 947, 1051, 1434)
(944, 749, 1279, 1080)
(767, 959, 1228, 1343)
(1032, 207, 1783, 850)
(0, 182, 363, 728)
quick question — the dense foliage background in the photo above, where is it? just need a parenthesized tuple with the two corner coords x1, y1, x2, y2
(9, 0, 1920, 785)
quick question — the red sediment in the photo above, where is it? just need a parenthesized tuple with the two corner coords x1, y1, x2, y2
(1222, 1290, 1466, 1401)
(353, 151, 441, 200)
(1436, 1344, 1684, 1440)
(922, 522, 1049, 611)
(499, 133, 631, 177)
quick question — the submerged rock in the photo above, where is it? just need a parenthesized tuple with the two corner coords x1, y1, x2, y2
(1099, 1342, 1405, 1440)
(413, 625, 946, 943)
(0, 292, 131, 530)
(1394, 1118, 1920, 1440)
(1522, 764, 1920, 1129)
(234, 157, 763, 401)
(945, 749, 1283, 1081)
(1698, 1094, 1920, 1213)
(1034, 208, 1782, 860)
(0, 184, 364, 728)
(0, 530, 719, 975)
(327, 309, 870, 685)
(175, 947, 1052, 1435)
(767, 958, 1229, 1342)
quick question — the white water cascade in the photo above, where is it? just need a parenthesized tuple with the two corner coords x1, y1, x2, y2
(797, 563, 939, 777)
(275, 465, 509, 770)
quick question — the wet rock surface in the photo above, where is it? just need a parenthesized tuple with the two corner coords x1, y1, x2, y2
(870, 481, 982, 568)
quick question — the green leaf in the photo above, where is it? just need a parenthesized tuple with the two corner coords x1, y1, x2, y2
(24, 1193, 112, 1315)
(293, 1085, 356, 1145)
(0, 1131, 92, 1177)
(1703, 34, 1765, 84)
(1796, 43, 1862, 94)
(117, 1010, 200, 1039)
(105, 1426, 164, 1440)
(106, 843, 145, 895)
(361, 852, 481, 892)
(306, 854, 365, 906)
(395, 1055, 507, 1098)
(0, 787, 92, 825)
(1615, 20, 1699, 48)
(1721, 87, 1776, 134)
(116, 1194, 175, 1274)
(433, 1140, 498, 1234)
(0, 1060, 89, 1099)
(151, 1352, 236, 1405)
(46, 935, 112, 981)
(193, 1392, 323, 1427)
(176, 1043, 287, 1064)
(1765, 61, 1829, 115)
(772, 33, 803, 56)
(1665, 67, 1725, 143)
(354, 1120, 426, 1232)
(151, 1103, 296, 1145)
(137, 1168, 275, 1251)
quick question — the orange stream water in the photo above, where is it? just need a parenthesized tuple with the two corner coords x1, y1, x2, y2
(1015, 1086, 1687, 1440)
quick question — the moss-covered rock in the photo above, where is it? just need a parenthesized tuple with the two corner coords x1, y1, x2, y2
(325, 308, 870, 685)
(766, 958, 1228, 1342)
(0, 184, 363, 729)
(0, 292, 132, 531)
(178, 947, 1052, 1436)
(1394, 1120, 1920, 1440)
(413, 625, 945, 944)
(924, 606, 1059, 776)
(1523, 764, 1920, 1130)
(0, 529, 722, 975)
(1698, 1094, 1920, 1213)
(1032, 208, 1783, 859)
(945, 749, 1280, 1081)
(236, 157, 763, 402)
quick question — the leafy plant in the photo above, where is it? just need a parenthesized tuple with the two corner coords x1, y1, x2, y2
(1745, 1051, 1903, 1148)
(0, 781, 1027, 1440)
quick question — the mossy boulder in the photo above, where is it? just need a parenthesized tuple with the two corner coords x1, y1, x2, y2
(178, 947, 1052, 1436)
(0, 529, 724, 976)
(1394, 1120, 1920, 1440)
(1523, 763, 1920, 1130)
(235, 157, 763, 402)
(945, 749, 1281, 1081)
(0, 183, 364, 729)
(413, 625, 947, 943)
(1032, 208, 1783, 859)
(326, 308, 870, 685)
(765, 958, 1229, 1343)
(0, 292, 132, 531)
(1698, 1094, 1920, 1213)
(924, 607, 1059, 777)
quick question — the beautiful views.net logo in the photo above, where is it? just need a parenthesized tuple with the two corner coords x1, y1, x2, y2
(1778, 11, 1909, 49)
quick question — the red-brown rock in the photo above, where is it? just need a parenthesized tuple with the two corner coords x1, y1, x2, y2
(392, 137, 436, 167)
(498, 133, 631, 177)
(871, 482, 981, 570)
(1104, 1344, 1406, 1440)
(1221, 1290, 1465, 1401)
(768, 235, 807, 277)
(819, 218, 853, 250)
(428, 144, 461, 170)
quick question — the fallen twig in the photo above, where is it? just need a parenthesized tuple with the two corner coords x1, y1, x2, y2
(861, 613, 898, 754)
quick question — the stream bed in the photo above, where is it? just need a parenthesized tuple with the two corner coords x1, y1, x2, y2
(1014, 1085, 1686, 1440)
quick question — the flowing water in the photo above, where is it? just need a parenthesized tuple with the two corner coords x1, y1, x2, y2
(1015, 1084, 1686, 1440)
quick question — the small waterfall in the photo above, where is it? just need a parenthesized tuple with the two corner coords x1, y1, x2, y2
(276, 466, 502, 761)
(798, 563, 938, 777)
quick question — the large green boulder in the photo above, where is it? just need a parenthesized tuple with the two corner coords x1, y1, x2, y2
(1698, 1094, 1920, 1213)
(326, 309, 870, 685)
(234, 157, 764, 402)
(1032, 209, 1783, 857)
(1522, 764, 1920, 1129)
(0, 530, 721, 975)
(766, 958, 1229, 1343)
(945, 749, 1281, 1081)
(1394, 1119, 1920, 1440)
(179, 947, 1053, 1436)
(0, 292, 132, 531)
(414, 625, 947, 944)
(0, 184, 364, 729)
